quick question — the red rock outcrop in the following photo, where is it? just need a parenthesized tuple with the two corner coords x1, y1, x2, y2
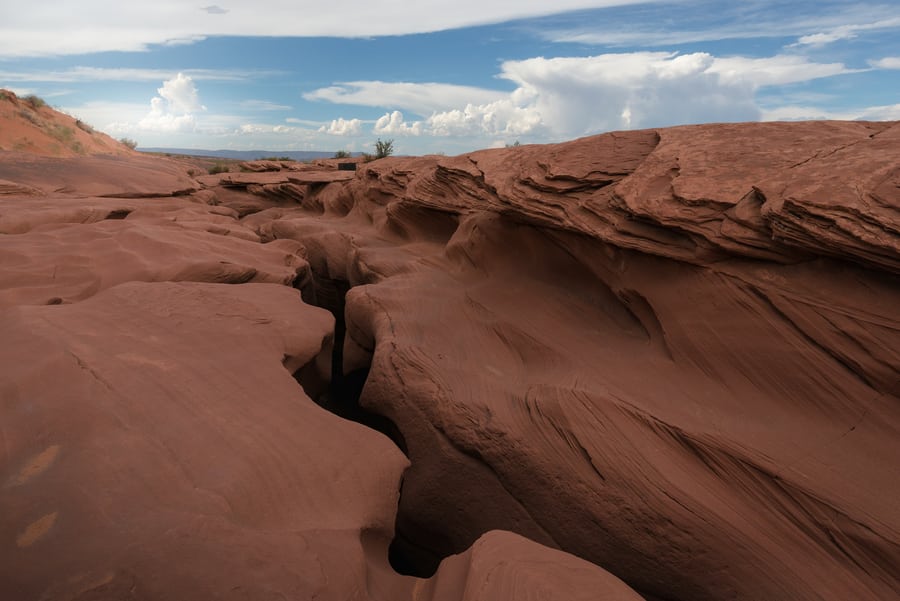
(255, 121, 899, 600)
(1, 115, 898, 601)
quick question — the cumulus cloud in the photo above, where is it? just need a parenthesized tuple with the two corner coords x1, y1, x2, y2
(306, 51, 857, 141)
(138, 99, 197, 133)
(427, 95, 544, 137)
(479, 52, 763, 136)
(128, 73, 205, 133)
(319, 117, 363, 136)
(238, 123, 299, 134)
(157, 73, 205, 113)
(373, 111, 423, 136)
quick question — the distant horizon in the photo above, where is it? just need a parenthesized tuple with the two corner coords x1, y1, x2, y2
(135, 147, 356, 158)
(2, 1, 898, 155)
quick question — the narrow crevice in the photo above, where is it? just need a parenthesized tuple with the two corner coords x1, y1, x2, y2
(293, 271, 408, 457)
(388, 506, 446, 576)
(290, 270, 420, 570)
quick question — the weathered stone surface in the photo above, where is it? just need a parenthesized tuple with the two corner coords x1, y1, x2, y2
(0, 281, 410, 600)
(0, 151, 198, 198)
(263, 121, 899, 600)
(1, 114, 898, 601)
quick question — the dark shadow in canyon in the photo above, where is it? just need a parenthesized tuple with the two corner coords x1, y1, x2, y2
(291, 268, 429, 577)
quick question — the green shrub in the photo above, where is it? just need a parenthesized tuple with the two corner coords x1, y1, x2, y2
(333, 150, 351, 159)
(374, 138, 394, 159)
(119, 138, 138, 150)
(75, 119, 94, 134)
(208, 162, 230, 175)
(23, 94, 46, 109)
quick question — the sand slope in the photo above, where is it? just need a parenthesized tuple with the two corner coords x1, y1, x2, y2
(0, 90, 132, 157)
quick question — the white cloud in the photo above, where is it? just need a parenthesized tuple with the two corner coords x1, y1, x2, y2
(427, 96, 544, 137)
(319, 117, 363, 136)
(490, 52, 760, 135)
(0, 67, 256, 83)
(707, 55, 855, 87)
(544, 4, 900, 47)
(157, 73, 205, 113)
(374, 111, 423, 136)
(239, 123, 301, 135)
(792, 16, 900, 47)
(239, 99, 292, 111)
(0, 1, 649, 57)
(138, 101, 197, 133)
(304, 81, 506, 116)
(307, 52, 858, 141)
(763, 103, 900, 122)
(104, 73, 206, 134)
(870, 57, 900, 69)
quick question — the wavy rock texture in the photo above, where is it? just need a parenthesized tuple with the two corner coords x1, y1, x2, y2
(0, 127, 642, 600)
(0, 119, 898, 601)
(258, 121, 899, 600)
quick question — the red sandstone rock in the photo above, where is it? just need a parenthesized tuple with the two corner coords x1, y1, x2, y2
(0, 110, 898, 601)
(0, 282, 410, 600)
(261, 121, 899, 600)
(0, 151, 198, 198)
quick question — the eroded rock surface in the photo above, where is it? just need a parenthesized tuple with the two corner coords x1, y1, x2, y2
(1, 119, 898, 601)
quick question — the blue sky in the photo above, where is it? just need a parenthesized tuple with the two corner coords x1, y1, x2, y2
(1, 0, 898, 154)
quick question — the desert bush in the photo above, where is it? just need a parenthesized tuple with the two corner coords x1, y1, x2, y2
(19, 109, 40, 125)
(119, 138, 138, 150)
(75, 119, 94, 134)
(374, 138, 394, 159)
(23, 94, 46, 109)
(49, 124, 75, 143)
(333, 150, 351, 159)
(208, 162, 230, 175)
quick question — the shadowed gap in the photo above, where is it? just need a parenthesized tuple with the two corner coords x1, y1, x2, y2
(292, 271, 424, 576)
